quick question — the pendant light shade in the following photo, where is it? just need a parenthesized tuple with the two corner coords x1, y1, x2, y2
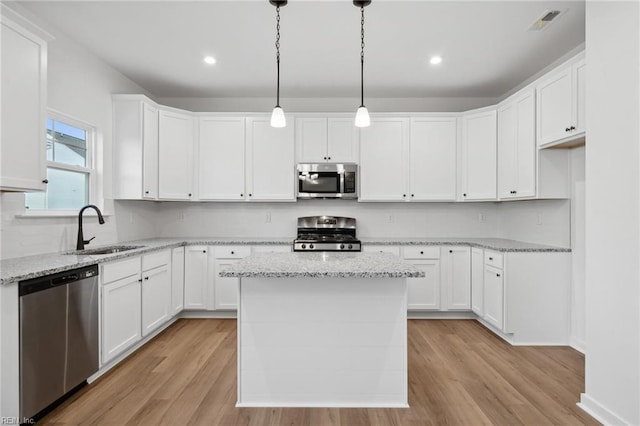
(354, 0, 371, 128)
(270, 0, 287, 128)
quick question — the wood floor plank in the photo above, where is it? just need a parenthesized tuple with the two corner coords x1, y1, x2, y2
(40, 319, 600, 426)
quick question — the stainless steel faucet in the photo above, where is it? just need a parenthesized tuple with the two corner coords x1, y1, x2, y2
(76, 204, 105, 250)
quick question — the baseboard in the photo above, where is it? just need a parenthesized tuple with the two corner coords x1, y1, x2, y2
(236, 402, 410, 408)
(578, 393, 630, 426)
(408, 311, 475, 319)
(569, 336, 585, 354)
(179, 310, 237, 319)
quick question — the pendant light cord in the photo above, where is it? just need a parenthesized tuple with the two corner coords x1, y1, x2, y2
(275, 6, 281, 107)
(360, 5, 365, 107)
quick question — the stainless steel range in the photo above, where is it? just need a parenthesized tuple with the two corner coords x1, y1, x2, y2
(293, 216, 362, 252)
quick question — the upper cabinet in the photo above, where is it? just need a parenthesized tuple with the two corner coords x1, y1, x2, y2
(1, 14, 48, 192)
(245, 117, 295, 201)
(460, 109, 497, 201)
(197, 117, 246, 201)
(295, 117, 358, 163)
(359, 117, 409, 201)
(536, 54, 586, 148)
(497, 90, 536, 199)
(409, 117, 458, 201)
(113, 97, 159, 200)
(158, 110, 195, 200)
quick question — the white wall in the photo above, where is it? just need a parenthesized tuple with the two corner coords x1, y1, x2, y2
(0, 4, 158, 260)
(570, 147, 586, 352)
(496, 199, 571, 248)
(580, 2, 640, 425)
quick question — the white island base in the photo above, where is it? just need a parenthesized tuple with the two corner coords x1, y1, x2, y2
(236, 277, 408, 408)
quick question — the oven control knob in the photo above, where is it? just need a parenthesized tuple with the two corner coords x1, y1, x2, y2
(340, 244, 345, 249)
(301, 244, 306, 249)
(310, 244, 314, 249)
(348, 244, 353, 249)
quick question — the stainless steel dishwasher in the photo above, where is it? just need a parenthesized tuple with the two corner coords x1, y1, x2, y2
(19, 264, 99, 420)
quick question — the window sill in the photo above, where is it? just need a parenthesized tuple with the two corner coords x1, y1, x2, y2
(16, 211, 113, 219)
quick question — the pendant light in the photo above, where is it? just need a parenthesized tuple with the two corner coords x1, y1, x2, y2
(354, 0, 371, 127)
(270, 0, 287, 128)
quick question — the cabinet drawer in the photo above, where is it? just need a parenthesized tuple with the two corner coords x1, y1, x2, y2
(102, 257, 141, 285)
(214, 246, 251, 259)
(252, 245, 291, 253)
(403, 246, 440, 259)
(484, 251, 503, 269)
(142, 249, 171, 271)
(362, 245, 401, 256)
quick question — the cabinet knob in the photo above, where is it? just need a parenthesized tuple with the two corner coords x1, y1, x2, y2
(249, 193, 252, 197)
(403, 194, 406, 197)
(231, 251, 235, 255)
(323, 157, 327, 160)
(411, 194, 415, 197)
(463, 193, 467, 197)
(145, 191, 149, 194)
(449, 250, 453, 253)
(144, 276, 149, 281)
(565, 127, 571, 132)
(42, 179, 49, 184)
(328, 156, 331, 160)
(496, 273, 501, 277)
(570, 125, 576, 130)
(188, 193, 192, 197)
(240, 193, 244, 197)
(202, 250, 206, 253)
(489, 257, 493, 260)
(138, 278, 143, 283)
(420, 251, 424, 255)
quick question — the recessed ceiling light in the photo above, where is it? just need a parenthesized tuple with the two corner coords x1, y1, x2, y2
(429, 56, 443, 65)
(203, 56, 216, 65)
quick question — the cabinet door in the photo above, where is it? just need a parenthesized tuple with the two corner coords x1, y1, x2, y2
(171, 247, 185, 315)
(514, 91, 536, 198)
(536, 67, 572, 147)
(184, 246, 209, 310)
(471, 248, 484, 316)
(246, 117, 295, 201)
(573, 59, 586, 135)
(198, 117, 245, 200)
(407, 260, 441, 310)
(359, 118, 408, 201)
(461, 110, 497, 200)
(214, 259, 240, 310)
(142, 103, 159, 199)
(102, 275, 142, 363)
(158, 110, 194, 200)
(409, 117, 457, 201)
(444, 247, 471, 310)
(327, 118, 358, 163)
(0, 19, 47, 191)
(141, 264, 171, 337)
(296, 118, 327, 162)
(483, 265, 504, 330)
(497, 101, 517, 199)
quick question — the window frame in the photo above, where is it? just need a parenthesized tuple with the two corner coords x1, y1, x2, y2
(23, 109, 98, 216)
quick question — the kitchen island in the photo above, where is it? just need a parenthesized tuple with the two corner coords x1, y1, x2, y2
(220, 251, 424, 408)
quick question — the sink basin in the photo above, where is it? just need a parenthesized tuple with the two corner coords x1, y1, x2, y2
(70, 245, 145, 255)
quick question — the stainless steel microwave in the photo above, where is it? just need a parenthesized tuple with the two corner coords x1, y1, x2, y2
(297, 163, 357, 199)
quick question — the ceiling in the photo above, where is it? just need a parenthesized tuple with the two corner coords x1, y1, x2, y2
(20, 0, 585, 99)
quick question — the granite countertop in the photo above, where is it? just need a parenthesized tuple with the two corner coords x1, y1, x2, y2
(0, 236, 569, 285)
(219, 252, 425, 278)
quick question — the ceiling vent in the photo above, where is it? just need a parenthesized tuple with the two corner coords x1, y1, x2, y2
(529, 10, 563, 31)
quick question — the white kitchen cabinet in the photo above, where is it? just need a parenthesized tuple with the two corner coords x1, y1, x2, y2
(404, 246, 441, 310)
(213, 246, 251, 310)
(442, 246, 471, 310)
(113, 96, 159, 200)
(460, 109, 497, 201)
(536, 54, 586, 148)
(359, 117, 409, 201)
(141, 252, 172, 337)
(245, 117, 295, 201)
(409, 117, 457, 201)
(483, 264, 504, 330)
(471, 247, 484, 316)
(158, 109, 194, 200)
(295, 117, 358, 163)
(171, 247, 185, 315)
(0, 15, 48, 192)
(498, 90, 536, 199)
(101, 257, 142, 364)
(197, 117, 246, 200)
(183, 246, 210, 310)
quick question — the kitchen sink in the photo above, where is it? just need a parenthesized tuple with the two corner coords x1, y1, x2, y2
(69, 245, 145, 255)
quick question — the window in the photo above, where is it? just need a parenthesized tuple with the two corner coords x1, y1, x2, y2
(25, 112, 95, 211)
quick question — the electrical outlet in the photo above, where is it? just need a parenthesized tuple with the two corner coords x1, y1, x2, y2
(266, 212, 271, 223)
(537, 212, 543, 225)
(478, 213, 486, 223)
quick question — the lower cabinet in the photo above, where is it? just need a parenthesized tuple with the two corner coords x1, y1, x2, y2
(483, 264, 504, 330)
(184, 245, 210, 310)
(171, 247, 185, 315)
(213, 246, 251, 310)
(101, 250, 173, 364)
(403, 247, 441, 310)
(141, 251, 172, 337)
(442, 246, 471, 310)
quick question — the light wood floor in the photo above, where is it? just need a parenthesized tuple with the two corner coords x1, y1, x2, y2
(41, 319, 599, 426)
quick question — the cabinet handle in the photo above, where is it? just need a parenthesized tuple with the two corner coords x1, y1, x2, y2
(570, 125, 576, 130)
(138, 278, 143, 283)
(565, 127, 571, 132)
(489, 257, 493, 260)
(144, 276, 149, 281)
(42, 179, 49, 184)
(496, 273, 501, 277)
(145, 191, 149, 194)
(449, 250, 453, 253)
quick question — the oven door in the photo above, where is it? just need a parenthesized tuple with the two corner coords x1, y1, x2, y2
(298, 171, 342, 198)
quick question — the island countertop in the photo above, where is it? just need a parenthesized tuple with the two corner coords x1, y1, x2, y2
(219, 252, 425, 278)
